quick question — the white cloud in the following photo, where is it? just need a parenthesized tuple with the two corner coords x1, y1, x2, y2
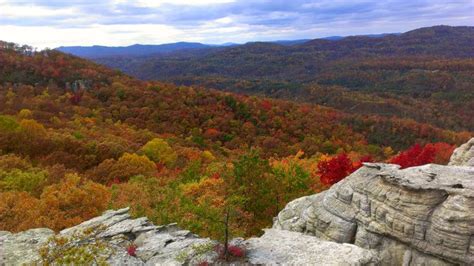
(0, 0, 472, 48)
(214, 17, 233, 24)
(0, 24, 182, 49)
(135, 0, 235, 8)
(0, 4, 76, 18)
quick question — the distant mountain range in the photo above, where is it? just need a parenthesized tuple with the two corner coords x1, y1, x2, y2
(56, 33, 400, 58)
(56, 42, 211, 58)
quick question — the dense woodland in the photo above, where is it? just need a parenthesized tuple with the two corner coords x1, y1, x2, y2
(95, 26, 474, 131)
(0, 37, 471, 241)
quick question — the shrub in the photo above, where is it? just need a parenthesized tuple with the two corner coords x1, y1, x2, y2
(127, 244, 137, 257)
(228, 245, 245, 257)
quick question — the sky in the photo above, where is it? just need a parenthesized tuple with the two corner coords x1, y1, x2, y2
(0, 0, 473, 49)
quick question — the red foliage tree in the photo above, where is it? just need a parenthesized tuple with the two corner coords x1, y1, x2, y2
(426, 142, 456, 164)
(260, 100, 272, 111)
(352, 155, 373, 170)
(318, 154, 352, 185)
(389, 143, 436, 169)
(204, 128, 221, 139)
(317, 153, 372, 186)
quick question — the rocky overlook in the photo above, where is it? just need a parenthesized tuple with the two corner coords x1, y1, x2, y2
(275, 138, 474, 265)
(0, 138, 473, 265)
(0, 207, 377, 265)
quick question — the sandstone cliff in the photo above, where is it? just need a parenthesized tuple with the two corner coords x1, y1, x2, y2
(274, 138, 474, 265)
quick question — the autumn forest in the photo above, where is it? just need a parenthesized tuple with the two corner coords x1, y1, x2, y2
(0, 25, 472, 241)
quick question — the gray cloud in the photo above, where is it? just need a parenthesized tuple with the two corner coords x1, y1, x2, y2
(0, 0, 472, 48)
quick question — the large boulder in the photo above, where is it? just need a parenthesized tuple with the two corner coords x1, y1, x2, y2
(274, 161, 474, 265)
(449, 138, 474, 166)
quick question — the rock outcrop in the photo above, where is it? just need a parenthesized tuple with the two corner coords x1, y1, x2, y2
(0, 208, 219, 265)
(0, 207, 376, 265)
(449, 138, 474, 166)
(274, 140, 474, 265)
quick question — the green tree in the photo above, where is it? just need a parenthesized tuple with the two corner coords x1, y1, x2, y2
(228, 149, 276, 234)
(0, 168, 47, 195)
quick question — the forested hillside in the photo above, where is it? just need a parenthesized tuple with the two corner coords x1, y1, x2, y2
(95, 26, 474, 131)
(0, 41, 470, 240)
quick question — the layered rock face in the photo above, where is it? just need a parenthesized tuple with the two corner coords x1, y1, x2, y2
(274, 138, 474, 265)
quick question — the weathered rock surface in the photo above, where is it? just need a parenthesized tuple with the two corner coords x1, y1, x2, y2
(0, 228, 54, 265)
(274, 161, 474, 265)
(449, 138, 474, 166)
(245, 228, 378, 265)
(0, 207, 376, 265)
(0, 208, 219, 265)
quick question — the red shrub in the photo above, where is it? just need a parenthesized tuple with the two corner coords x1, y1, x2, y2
(215, 244, 246, 259)
(228, 245, 245, 257)
(127, 244, 137, 257)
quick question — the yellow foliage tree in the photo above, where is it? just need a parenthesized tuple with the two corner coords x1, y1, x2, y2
(19, 119, 47, 138)
(18, 109, 32, 119)
(90, 153, 156, 184)
(140, 138, 177, 167)
(0, 191, 41, 232)
(38, 173, 111, 231)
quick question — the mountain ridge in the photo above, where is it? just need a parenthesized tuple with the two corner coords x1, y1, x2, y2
(55, 31, 407, 58)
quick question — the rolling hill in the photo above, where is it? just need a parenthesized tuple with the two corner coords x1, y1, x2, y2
(89, 26, 474, 131)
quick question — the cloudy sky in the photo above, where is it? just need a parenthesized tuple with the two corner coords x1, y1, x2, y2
(0, 0, 473, 49)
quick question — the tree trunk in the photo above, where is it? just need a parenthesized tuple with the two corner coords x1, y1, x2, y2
(224, 207, 230, 261)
